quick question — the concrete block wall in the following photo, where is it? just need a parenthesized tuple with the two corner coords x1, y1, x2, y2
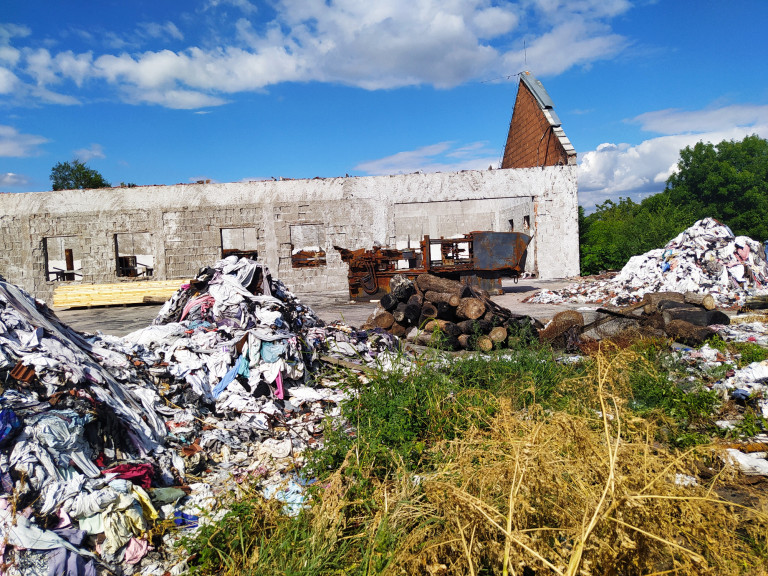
(0, 166, 579, 305)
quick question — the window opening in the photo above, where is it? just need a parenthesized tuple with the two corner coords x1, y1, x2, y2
(114, 232, 154, 277)
(508, 219, 514, 231)
(44, 236, 83, 281)
(290, 224, 326, 268)
(523, 215, 531, 231)
(221, 227, 259, 259)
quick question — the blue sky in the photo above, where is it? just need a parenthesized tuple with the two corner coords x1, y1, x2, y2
(1, 0, 767, 209)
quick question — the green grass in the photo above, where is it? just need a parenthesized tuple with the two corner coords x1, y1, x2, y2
(625, 341, 721, 447)
(309, 345, 587, 477)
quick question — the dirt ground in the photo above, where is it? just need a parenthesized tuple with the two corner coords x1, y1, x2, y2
(54, 277, 585, 337)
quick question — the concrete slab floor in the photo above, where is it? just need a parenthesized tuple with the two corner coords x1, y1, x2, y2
(54, 277, 586, 337)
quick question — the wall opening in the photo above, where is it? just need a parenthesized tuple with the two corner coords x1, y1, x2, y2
(221, 227, 259, 259)
(508, 219, 514, 231)
(114, 232, 154, 277)
(523, 215, 531, 231)
(290, 224, 326, 268)
(44, 236, 82, 281)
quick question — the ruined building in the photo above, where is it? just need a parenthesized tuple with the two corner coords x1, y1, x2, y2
(0, 72, 578, 305)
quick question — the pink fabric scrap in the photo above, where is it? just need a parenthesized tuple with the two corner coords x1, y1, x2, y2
(55, 508, 73, 529)
(275, 370, 284, 400)
(124, 537, 150, 565)
(180, 294, 216, 321)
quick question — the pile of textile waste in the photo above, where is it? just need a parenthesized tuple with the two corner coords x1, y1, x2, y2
(529, 218, 768, 308)
(0, 256, 400, 575)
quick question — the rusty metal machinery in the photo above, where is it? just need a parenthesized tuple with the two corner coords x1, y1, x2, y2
(335, 231, 531, 300)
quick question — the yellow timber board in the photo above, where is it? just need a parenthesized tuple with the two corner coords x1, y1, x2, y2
(53, 279, 188, 308)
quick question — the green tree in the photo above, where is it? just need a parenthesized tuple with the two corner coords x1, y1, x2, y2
(665, 134, 768, 240)
(50, 159, 111, 191)
(579, 196, 693, 275)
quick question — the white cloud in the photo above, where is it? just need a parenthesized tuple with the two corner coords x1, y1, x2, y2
(204, 0, 259, 15)
(0, 1, 634, 108)
(0, 172, 32, 188)
(73, 143, 105, 161)
(0, 67, 18, 93)
(0, 45, 21, 67)
(0, 125, 48, 157)
(501, 20, 628, 76)
(138, 22, 185, 42)
(631, 104, 768, 135)
(355, 141, 499, 175)
(121, 86, 229, 109)
(0, 24, 30, 44)
(29, 86, 80, 105)
(472, 6, 519, 38)
(578, 104, 768, 209)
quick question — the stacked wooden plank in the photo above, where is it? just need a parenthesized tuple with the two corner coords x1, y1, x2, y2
(363, 273, 540, 351)
(53, 280, 187, 308)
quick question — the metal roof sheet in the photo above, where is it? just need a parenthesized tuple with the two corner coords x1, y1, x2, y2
(520, 71, 555, 110)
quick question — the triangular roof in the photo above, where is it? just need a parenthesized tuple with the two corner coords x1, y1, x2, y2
(500, 71, 576, 169)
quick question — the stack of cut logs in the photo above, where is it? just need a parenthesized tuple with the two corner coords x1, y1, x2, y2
(540, 290, 731, 348)
(363, 273, 540, 351)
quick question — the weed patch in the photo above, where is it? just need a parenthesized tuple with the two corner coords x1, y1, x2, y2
(182, 341, 768, 576)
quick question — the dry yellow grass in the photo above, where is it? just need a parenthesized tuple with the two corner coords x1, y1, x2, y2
(336, 347, 768, 575)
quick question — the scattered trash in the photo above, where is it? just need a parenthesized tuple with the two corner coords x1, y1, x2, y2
(723, 448, 768, 476)
(0, 256, 402, 574)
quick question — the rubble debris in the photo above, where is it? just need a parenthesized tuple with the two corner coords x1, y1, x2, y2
(529, 218, 768, 308)
(0, 256, 402, 574)
(364, 273, 541, 351)
(714, 359, 768, 419)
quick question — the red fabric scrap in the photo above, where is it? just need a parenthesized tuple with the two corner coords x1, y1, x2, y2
(103, 463, 155, 489)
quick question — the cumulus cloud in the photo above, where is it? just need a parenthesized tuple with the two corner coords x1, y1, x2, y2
(0, 172, 32, 188)
(355, 141, 498, 175)
(578, 104, 768, 209)
(73, 143, 105, 161)
(0, 125, 48, 157)
(0, 1, 633, 108)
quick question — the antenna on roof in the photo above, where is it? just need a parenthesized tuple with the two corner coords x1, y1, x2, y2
(480, 70, 526, 84)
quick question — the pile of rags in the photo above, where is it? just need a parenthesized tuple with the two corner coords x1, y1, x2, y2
(529, 218, 768, 308)
(0, 257, 400, 575)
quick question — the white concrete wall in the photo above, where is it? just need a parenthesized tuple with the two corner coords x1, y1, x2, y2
(0, 166, 579, 304)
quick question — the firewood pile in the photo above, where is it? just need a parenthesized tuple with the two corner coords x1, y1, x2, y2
(363, 274, 541, 351)
(365, 273, 733, 352)
(540, 290, 731, 349)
